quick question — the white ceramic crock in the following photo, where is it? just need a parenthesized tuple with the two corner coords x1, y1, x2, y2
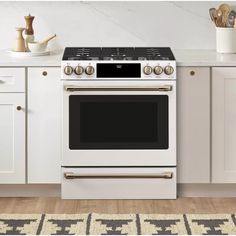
(216, 27, 236, 53)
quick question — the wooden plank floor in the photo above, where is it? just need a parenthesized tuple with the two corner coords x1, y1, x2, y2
(0, 197, 236, 214)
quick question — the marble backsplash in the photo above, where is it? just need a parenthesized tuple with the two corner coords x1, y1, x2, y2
(0, 1, 234, 51)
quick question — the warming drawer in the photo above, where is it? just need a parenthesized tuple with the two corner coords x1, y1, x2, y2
(61, 167, 176, 199)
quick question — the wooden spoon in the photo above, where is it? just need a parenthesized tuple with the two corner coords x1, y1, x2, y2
(219, 4, 230, 27)
(216, 9, 223, 27)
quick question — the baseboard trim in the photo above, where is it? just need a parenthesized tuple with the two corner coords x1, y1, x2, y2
(0, 184, 61, 197)
(178, 184, 236, 197)
(0, 184, 236, 197)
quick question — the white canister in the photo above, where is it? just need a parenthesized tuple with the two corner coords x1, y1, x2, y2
(216, 27, 236, 53)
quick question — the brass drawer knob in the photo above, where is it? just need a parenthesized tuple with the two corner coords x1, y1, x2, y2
(16, 106, 22, 111)
(190, 70, 195, 76)
(42, 71, 48, 76)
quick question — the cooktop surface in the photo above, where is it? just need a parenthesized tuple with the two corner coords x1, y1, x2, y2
(62, 47, 175, 61)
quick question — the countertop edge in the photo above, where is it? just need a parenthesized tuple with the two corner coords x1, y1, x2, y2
(1, 49, 236, 67)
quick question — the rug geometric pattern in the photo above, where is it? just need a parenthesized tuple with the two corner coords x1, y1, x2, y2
(0, 213, 235, 235)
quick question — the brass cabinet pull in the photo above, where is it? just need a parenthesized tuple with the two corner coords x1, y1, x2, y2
(64, 85, 173, 92)
(64, 172, 173, 179)
(190, 70, 195, 76)
(42, 71, 48, 76)
(16, 106, 22, 111)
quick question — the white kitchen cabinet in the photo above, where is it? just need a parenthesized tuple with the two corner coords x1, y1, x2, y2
(177, 67, 210, 183)
(212, 67, 236, 183)
(0, 93, 25, 183)
(28, 67, 61, 183)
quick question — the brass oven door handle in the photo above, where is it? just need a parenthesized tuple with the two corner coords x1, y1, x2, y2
(64, 85, 173, 92)
(64, 172, 173, 179)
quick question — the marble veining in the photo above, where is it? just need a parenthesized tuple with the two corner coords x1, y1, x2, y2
(0, 1, 235, 51)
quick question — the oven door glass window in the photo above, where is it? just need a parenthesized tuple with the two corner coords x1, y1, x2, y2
(69, 95, 168, 149)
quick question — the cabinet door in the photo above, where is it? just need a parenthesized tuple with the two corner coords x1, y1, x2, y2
(212, 67, 236, 183)
(28, 68, 61, 183)
(177, 67, 210, 183)
(0, 93, 25, 183)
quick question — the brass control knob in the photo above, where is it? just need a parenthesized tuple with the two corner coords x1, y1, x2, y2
(143, 66, 152, 75)
(64, 66, 73, 75)
(164, 65, 174, 75)
(85, 66, 95, 75)
(74, 66, 84, 75)
(154, 66, 163, 75)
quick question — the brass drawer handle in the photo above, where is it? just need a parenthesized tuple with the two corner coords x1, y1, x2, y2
(64, 85, 173, 92)
(190, 70, 195, 76)
(64, 172, 173, 179)
(42, 71, 48, 76)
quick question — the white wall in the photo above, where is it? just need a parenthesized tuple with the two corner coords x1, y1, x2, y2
(0, 1, 235, 51)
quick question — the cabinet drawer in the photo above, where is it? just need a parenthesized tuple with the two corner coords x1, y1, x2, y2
(62, 167, 176, 199)
(0, 68, 25, 92)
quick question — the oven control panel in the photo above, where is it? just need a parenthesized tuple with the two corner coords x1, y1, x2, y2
(61, 61, 176, 80)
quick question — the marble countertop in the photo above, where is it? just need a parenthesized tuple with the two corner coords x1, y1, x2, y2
(1, 49, 236, 67)
(174, 49, 236, 67)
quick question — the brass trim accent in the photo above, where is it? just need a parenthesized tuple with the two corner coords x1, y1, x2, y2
(64, 85, 173, 92)
(190, 71, 195, 76)
(64, 172, 173, 179)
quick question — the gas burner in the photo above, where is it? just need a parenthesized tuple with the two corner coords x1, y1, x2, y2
(134, 47, 175, 61)
(101, 47, 135, 60)
(62, 47, 101, 61)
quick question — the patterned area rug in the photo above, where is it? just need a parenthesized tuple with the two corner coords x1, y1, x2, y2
(0, 214, 236, 235)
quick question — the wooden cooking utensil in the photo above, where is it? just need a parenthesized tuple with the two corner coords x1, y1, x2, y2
(219, 4, 230, 27)
(219, 3, 230, 13)
(216, 9, 224, 27)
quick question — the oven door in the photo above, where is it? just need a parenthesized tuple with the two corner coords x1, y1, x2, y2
(62, 80, 176, 166)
